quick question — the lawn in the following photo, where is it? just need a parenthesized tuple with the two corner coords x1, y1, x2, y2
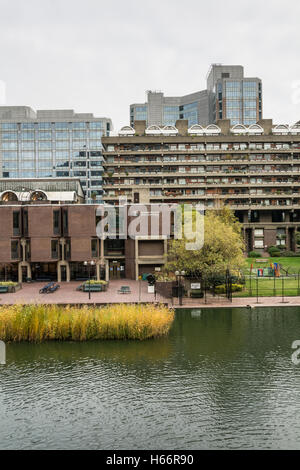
(233, 257, 300, 297)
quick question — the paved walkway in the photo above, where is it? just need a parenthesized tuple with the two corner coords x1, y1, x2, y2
(0, 280, 166, 305)
(174, 296, 300, 308)
(1, 280, 300, 308)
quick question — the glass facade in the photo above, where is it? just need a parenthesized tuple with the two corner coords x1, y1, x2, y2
(179, 102, 198, 126)
(0, 119, 110, 203)
(220, 80, 259, 125)
(163, 106, 180, 126)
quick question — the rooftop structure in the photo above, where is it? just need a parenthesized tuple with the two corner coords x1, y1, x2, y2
(130, 64, 262, 127)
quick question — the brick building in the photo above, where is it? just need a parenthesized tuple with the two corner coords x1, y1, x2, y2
(0, 190, 167, 282)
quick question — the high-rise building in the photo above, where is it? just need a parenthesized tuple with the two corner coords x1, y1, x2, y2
(207, 64, 262, 125)
(130, 90, 209, 127)
(129, 64, 262, 127)
(102, 118, 300, 256)
(0, 106, 112, 203)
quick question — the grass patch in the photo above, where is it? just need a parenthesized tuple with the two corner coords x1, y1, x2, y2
(231, 257, 300, 297)
(0, 304, 174, 342)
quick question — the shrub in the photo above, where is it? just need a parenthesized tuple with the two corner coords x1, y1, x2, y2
(0, 304, 174, 342)
(268, 246, 281, 257)
(248, 251, 261, 258)
(84, 280, 107, 285)
(215, 283, 243, 294)
(280, 251, 298, 257)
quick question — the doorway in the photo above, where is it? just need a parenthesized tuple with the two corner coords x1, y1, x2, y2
(109, 260, 125, 279)
(61, 265, 67, 282)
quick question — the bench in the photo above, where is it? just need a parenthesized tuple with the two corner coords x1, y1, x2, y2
(256, 259, 268, 263)
(0, 286, 9, 293)
(83, 284, 102, 292)
(190, 289, 204, 299)
(47, 284, 60, 293)
(39, 282, 55, 294)
(118, 286, 131, 294)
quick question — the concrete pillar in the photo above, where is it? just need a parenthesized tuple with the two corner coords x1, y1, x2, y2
(18, 262, 31, 284)
(105, 259, 109, 281)
(96, 262, 101, 281)
(57, 261, 70, 282)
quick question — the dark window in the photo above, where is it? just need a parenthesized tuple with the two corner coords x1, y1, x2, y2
(249, 211, 260, 223)
(63, 210, 68, 235)
(25, 240, 31, 261)
(272, 211, 286, 223)
(222, 72, 230, 78)
(51, 240, 59, 259)
(23, 210, 28, 236)
(11, 240, 20, 260)
(65, 239, 71, 260)
(91, 239, 98, 257)
(53, 210, 61, 235)
(13, 211, 20, 236)
(104, 239, 125, 256)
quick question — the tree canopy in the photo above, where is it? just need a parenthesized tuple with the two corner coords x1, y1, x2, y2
(164, 206, 245, 276)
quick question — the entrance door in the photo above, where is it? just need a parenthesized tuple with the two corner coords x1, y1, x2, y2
(22, 266, 28, 282)
(61, 265, 67, 282)
(110, 261, 121, 279)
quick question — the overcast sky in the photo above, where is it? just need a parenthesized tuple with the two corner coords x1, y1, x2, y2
(0, 0, 300, 130)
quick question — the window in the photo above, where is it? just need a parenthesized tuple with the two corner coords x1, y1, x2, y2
(11, 240, 20, 260)
(65, 239, 71, 259)
(254, 229, 264, 237)
(53, 210, 61, 235)
(72, 122, 86, 129)
(90, 122, 104, 129)
(63, 210, 68, 235)
(91, 239, 98, 257)
(51, 240, 59, 259)
(1, 123, 17, 130)
(23, 210, 28, 236)
(38, 122, 52, 129)
(13, 211, 20, 236)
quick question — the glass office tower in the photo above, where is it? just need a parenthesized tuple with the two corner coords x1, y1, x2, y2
(130, 64, 262, 127)
(0, 107, 112, 203)
(207, 64, 262, 125)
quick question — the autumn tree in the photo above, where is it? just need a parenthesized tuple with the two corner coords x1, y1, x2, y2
(164, 206, 245, 277)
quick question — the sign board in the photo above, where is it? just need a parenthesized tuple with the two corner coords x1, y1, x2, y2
(191, 283, 201, 289)
(148, 286, 155, 294)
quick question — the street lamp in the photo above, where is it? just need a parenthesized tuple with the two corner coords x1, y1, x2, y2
(84, 260, 95, 300)
(175, 270, 185, 306)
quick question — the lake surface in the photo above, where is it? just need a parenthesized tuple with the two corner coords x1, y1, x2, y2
(1, 306, 300, 450)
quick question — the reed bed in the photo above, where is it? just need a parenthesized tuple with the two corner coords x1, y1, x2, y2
(0, 304, 174, 342)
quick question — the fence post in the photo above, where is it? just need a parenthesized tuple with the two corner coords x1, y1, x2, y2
(280, 275, 289, 304)
(255, 277, 261, 304)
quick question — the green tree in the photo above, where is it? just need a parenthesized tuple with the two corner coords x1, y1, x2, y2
(164, 207, 245, 276)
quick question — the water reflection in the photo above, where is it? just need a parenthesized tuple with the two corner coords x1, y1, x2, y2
(0, 307, 300, 449)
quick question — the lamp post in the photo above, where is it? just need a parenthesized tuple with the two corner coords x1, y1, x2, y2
(138, 275, 142, 303)
(84, 260, 95, 300)
(175, 270, 185, 306)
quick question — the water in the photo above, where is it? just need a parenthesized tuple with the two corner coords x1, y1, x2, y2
(1, 306, 300, 449)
